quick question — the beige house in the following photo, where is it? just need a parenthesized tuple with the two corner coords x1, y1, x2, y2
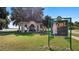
(17, 7, 44, 32)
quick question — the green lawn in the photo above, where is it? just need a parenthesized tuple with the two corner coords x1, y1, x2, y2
(50, 36, 79, 51)
(0, 31, 79, 51)
(0, 32, 48, 51)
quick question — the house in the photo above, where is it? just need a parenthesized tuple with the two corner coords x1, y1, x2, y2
(17, 7, 44, 32)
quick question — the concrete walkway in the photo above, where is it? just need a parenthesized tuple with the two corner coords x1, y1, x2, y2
(71, 30, 79, 40)
(72, 30, 79, 34)
(0, 28, 18, 32)
(72, 36, 79, 40)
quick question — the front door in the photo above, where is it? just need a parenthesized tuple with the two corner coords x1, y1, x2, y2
(29, 24, 36, 32)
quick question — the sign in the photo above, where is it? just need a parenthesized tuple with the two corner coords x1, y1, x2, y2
(48, 17, 72, 51)
(52, 20, 68, 36)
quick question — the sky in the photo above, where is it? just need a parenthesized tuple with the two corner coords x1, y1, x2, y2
(44, 7, 79, 22)
(6, 7, 79, 28)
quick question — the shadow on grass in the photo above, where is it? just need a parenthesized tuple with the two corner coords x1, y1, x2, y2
(0, 31, 15, 36)
(65, 37, 70, 42)
(0, 31, 47, 36)
(15, 32, 34, 36)
(0, 31, 34, 36)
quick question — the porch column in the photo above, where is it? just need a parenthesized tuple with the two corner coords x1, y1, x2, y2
(27, 23, 29, 32)
(21, 23, 25, 33)
(35, 25, 37, 32)
(38, 24, 40, 32)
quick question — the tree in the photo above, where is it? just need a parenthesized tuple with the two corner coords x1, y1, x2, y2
(0, 7, 9, 30)
(71, 21, 79, 29)
(11, 7, 27, 31)
(74, 21, 79, 27)
(57, 16, 62, 21)
(41, 15, 52, 32)
(43, 15, 51, 28)
(11, 7, 44, 32)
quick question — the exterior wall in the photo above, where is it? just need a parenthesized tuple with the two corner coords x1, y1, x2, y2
(19, 21, 42, 32)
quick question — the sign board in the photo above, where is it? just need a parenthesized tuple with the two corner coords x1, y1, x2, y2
(51, 20, 68, 36)
(48, 17, 72, 50)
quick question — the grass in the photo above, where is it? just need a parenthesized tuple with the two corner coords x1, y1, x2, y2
(0, 32, 48, 51)
(0, 31, 79, 51)
(50, 36, 79, 51)
(72, 39, 79, 51)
